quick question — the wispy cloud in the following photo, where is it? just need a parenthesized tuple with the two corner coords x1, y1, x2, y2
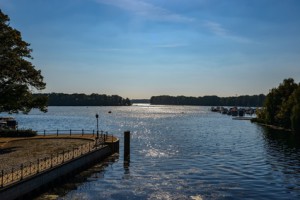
(153, 43, 188, 48)
(203, 20, 228, 36)
(203, 20, 253, 43)
(95, 0, 194, 23)
(95, 48, 139, 52)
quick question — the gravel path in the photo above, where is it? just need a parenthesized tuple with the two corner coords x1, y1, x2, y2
(0, 138, 92, 171)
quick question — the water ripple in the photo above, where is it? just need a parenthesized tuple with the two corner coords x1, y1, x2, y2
(12, 105, 300, 200)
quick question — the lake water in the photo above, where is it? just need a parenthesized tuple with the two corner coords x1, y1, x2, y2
(5, 105, 300, 200)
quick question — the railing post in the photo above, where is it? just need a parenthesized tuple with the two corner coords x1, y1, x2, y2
(50, 154, 53, 168)
(44, 158, 47, 169)
(57, 129, 58, 136)
(82, 129, 84, 136)
(1, 170, 3, 187)
(11, 167, 14, 182)
(21, 164, 23, 180)
(37, 159, 39, 173)
(44, 130, 46, 136)
(70, 129, 72, 136)
(93, 130, 95, 136)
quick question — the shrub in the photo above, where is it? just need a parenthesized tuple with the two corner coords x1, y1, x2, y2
(0, 129, 37, 137)
(291, 105, 300, 133)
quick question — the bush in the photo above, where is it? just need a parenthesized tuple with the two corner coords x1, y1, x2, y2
(0, 129, 37, 137)
(291, 105, 300, 133)
(251, 118, 266, 124)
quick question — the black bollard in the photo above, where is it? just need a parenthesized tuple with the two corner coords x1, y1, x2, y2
(124, 131, 130, 161)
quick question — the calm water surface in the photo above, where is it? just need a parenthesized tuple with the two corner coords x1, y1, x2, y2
(7, 105, 300, 199)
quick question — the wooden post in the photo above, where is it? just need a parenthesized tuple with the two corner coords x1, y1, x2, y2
(124, 131, 130, 160)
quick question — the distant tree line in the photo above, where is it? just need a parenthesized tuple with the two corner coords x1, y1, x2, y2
(255, 78, 300, 132)
(131, 99, 151, 104)
(35, 93, 131, 106)
(150, 94, 266, 107)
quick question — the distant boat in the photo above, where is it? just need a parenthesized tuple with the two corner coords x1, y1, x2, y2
(211, 107, 220, 112)
(108, 111, 112, 114)
(238, 109, 245, 117)
(231, 107, 238, 116)
(221, 107, 228, 114)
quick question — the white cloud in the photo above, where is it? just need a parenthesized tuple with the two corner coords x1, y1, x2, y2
(153, 43, 188, 48)
(203, 20, 253, 43)
(95, 0, 194, 23)
(203, 20, 228, 36)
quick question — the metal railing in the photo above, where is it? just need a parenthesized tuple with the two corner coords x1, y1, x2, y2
(0, 135, 109, 188)
(36, 129, 109, 138)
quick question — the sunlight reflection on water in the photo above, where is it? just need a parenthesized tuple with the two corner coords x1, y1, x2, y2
(4, 105, 299, 200)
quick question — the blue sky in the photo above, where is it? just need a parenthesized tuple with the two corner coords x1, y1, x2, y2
(1, 0, 300, 99)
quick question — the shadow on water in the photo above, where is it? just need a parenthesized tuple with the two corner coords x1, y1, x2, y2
(262, 127, 300, 149)
(261, 127, 300, 192)
(33, 154, 119, 200)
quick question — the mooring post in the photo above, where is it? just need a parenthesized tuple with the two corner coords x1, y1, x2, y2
(124, 131, 130, 160)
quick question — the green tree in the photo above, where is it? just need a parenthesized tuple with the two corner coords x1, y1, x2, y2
(290, 85, 300, 132)
(0, 10, 47, 113)
(275, 78, 298, 127)
(257, 78, 299, 130)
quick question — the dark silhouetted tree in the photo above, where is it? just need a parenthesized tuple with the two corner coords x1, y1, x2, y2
(0, 10, 47, 113)
(256, 78, 300, 132)
(290, 86, 300, 132)
(41, 93, 131, 106)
